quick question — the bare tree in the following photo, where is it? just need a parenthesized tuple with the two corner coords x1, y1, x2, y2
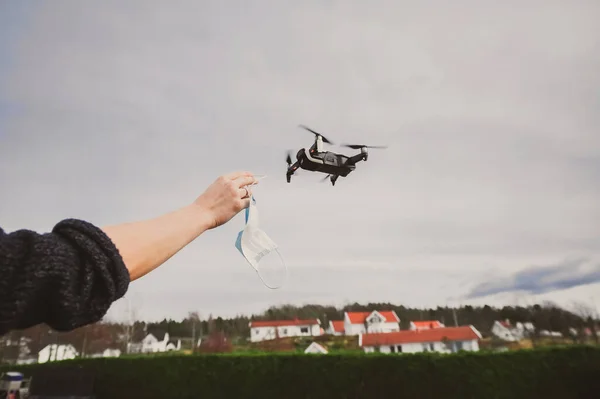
(571, 301, 598, 344)
(188, 311, 201, 353)
(122, 296, 141, 353)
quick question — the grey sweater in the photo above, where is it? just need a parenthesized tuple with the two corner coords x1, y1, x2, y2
(0, 219, 130, 336)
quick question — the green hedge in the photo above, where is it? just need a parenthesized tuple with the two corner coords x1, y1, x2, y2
(3, 346, 600, 398)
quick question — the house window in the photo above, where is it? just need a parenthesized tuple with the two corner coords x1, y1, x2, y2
(390, 346, 396, 353)
(455, 341, 463, 351)
(429, 343, 434, 351)
(282, 328, 287, 335)
(397, 345, 402, 353)
(300, 327, 308, 333)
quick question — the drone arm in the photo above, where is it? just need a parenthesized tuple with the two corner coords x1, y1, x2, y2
(346, 152, 367, 166)
(286, 161, 300, 183)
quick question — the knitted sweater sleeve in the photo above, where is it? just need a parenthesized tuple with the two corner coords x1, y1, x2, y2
(0, 219, 130, 335)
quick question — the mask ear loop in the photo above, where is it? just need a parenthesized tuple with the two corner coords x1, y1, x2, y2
(255, 249, 288, 290)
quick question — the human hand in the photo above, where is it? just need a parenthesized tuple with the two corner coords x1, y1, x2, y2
(193, 171, 257, 230)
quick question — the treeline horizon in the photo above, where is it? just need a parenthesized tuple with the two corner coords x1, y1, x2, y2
(131, 300, 600, 345)
(2, 300, 598, 362)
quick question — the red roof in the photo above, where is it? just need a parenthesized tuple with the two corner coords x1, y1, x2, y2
(330, 320, 344, 333)
(360, 326, 480, 347)
(249, 319, 320, 328)
(412, 320, 443, 329)
(346, 311, 400, 324)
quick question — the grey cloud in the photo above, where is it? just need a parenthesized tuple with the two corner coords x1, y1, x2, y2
(465, 257, 600, 299)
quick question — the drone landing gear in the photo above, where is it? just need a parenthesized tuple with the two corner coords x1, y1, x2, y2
(321, 174, 338, 185)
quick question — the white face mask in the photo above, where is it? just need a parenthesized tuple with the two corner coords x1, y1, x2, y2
(235, 195, 287, 289)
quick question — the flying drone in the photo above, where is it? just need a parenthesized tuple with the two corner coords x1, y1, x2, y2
(286, 125, 387, 186)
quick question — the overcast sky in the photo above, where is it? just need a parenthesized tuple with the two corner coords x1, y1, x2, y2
(1, 0, 599, 323)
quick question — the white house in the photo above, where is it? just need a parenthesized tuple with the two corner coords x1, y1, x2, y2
(491, 320, 518, 341)
(304, 342, 328, 354)
(343, 310, 400, 335)
(38, 344, 78, 363)
(327, 320, 345, 336)
(491, 320, 535, 342)
(0, 336, 34, 365)
(409, 320, 445, 331)
(249, 318, 322, 342)
(103, 348, 122, 357)
(127, 333, 181, 353)
(89, 348, 122, 358)
(515, 322, 535, 338)
(568, 327, 579, 337)
(539, 330, 562, 338)
(359, 325, 482, 354)
(3, 336, 32, 361)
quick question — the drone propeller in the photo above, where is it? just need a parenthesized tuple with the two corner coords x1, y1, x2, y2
(298, 125, 333, 144)
(286, 151, 292, 166)
(341, 144, 388, 149)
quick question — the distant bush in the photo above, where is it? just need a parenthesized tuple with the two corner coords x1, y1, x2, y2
(2, 346, 599, 398)
(197, 331, 232, 354)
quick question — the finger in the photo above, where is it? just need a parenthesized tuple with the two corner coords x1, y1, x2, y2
(238, 186, 252, 198)
(224, 171, 253, 180)
(233, 175, 257, 188)
(239, 197, 251, 209)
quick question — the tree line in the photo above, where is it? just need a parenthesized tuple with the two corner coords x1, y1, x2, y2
(121, 300, 600, 343)
(2, 300, 598, 363)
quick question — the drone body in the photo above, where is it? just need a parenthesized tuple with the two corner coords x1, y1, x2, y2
(286, 125, 387, 186)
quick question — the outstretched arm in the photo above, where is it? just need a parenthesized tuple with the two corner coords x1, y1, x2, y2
(102, 172, 256, 281)
(0, 171, 256, 335)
